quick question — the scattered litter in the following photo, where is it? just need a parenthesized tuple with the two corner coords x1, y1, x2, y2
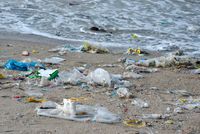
(191, 69, 200, 74)
(123, 72, 143, 79)
(135, 54, 197, 68)
(141, 114, 163, 119)
(59, 68, 86, 85)
(123, 119, 146, 128)
(26, 97, 46, 103)
(165, 120, 174, 125)
(126, 64, 158, 73)
(88, 68, 111, 87)
(99, 64, 122, 68)
(32, 50, 39, 54)
(36, 99, 121, 123)
(4, 59, 44, 71)
(174, 107, 183, 114)
(127, 48, 141, 55)
(38, 69, 59, 80)
(22, 51, 29, 56)
(132, 98, 149, 108)
(116, 87, 132, 98)
(81, 42, 109, 54)
(162, 89, 192, 97)
(42, 57, 65, 64)
(0, 73, 5, 79)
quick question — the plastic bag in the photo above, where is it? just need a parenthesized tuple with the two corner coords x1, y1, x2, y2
(4, 59, 38, 71)
(59, 68, 86, 85)
(87, 68, 111, 87)
(36, 100, 121, 124)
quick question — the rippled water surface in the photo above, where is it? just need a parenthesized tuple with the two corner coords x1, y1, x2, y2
(0, 0, 200, 55)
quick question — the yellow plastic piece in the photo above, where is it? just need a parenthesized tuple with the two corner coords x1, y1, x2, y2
(69, 97, 88, 102)
(123, 119, 146, 128)
(0, 74, 5, 79)
(26, 97, 46, 103)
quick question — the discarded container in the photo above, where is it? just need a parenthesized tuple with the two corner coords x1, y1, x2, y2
(132, 98, 149, 108)
(88, 68, 111, 87)
(38, 69, 59, 80)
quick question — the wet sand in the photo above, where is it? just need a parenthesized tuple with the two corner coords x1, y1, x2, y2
(0, 35, 200, 134)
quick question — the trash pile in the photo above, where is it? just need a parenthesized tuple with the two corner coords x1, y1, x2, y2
(1, 43, 200, 133)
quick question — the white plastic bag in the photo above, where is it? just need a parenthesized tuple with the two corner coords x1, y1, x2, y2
(87, 68, 111, 87)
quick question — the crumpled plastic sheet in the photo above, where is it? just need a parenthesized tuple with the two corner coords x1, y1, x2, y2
(36, 101, 121, 124)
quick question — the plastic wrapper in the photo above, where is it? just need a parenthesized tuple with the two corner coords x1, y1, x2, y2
(36, 100, 121, 124)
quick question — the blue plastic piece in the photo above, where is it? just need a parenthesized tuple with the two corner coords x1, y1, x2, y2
(4, 59, 42, 71)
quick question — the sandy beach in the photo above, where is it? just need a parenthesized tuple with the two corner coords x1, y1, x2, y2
(0, 34, 200, 134)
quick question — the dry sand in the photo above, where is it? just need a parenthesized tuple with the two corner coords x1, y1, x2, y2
(0, 36, 200, 134)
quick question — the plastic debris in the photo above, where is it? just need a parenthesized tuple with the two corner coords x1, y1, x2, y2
(26, 97, 46, 103)
(81, 42, 109, 54)
(136, 55, 197, 68)
(123, 72, 143, 79)
(88, 68, 111, 87)
(22, 51, 29, 56)
(123, 119, 146, 128)
(165, 120, 174, 125)
(116, 87, 132, 98)
(164, 89, 192, 97)
(59, 68, 86, 85)
(38, 69, 59, 80)
(36, 99, 121, 124)
(191, 69, 200, 74)
(174, 107, 183, 114)
(0, 74, 5, 79)
(175, 97, 200, 110)
(42, 57, 65, 64)
(127, 48, 141, 55)
(141, 114, 162, 119)
(126, 64, 158, 73)
(132, 98, 149, 108)
(48, 45, 82, 53)
(4, 59, 43, 71)
(39, 77, 50, 87)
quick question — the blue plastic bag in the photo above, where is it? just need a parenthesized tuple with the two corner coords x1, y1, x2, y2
(4, 59, 43, 71)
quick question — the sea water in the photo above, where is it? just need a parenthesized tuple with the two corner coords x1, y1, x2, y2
(0, 0, 199, 55)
